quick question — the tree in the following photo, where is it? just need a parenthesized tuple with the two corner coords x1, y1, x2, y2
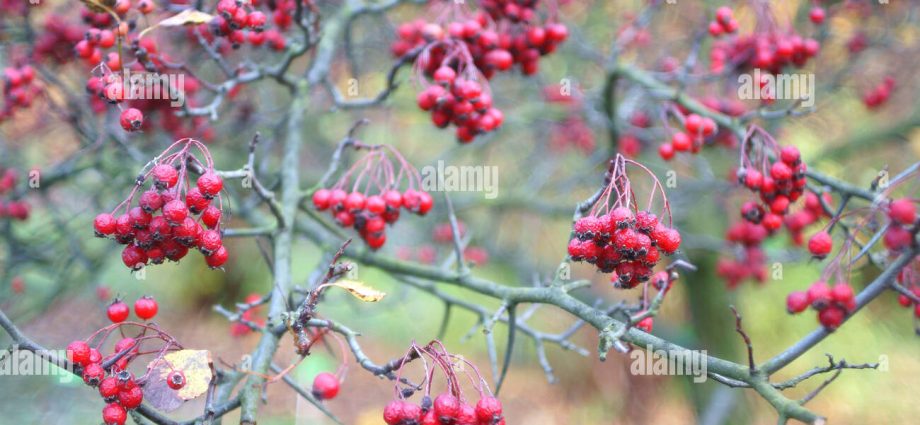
(0, 0, 918, 424)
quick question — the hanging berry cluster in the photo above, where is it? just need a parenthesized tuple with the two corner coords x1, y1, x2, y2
(93, 138, 228, 270)
(1, 64, 40, 122)
(312, 143, 433, 250)
(392, 1, 567, 143)
(708, 5, 820, 77)
(382, 340, 506, 425)
(786, 235, 859, 331)
(567, 155, 681, 289)
(736, 128, 808, 229)
(64, 318, 193, 425)
(657, 108, 719, 161)
(0, 167, 29, 221)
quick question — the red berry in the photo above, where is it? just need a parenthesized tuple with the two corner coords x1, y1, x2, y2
(119, 108, 144, 132)
(780, 146, 801, 165)
(653, 225, 681, 254)
(99, 377, 120, 402)
(198, 229, 223, 254)
(770, 162, 793, 181)
(818, 306, 845, 331)
(152, 164, 178, 189)
(786, 291, 809, 314)
(807, 231, 832, 258)
(312, 189, 332, 210)
(206, 245, 229, 268)
(95, 213, 117, 236)
(186, 187, 211, 214)
(807, 281, 832, 309)
(434, 394, 461, 422)
(122, 245, 148, 270)
(201, 205, 222, 229)
(82, 362, 105, 386)
(311, 372, 340, 400)
(162, 200, 189, 224)
(102, 402, 127, 425)
(715, 7, 734, 25)
(345, 192, 366, 211)
(671, 132, 691, 151)
(139, 190, 164, 213)
(658, 143, 675, 160)
(197, 172, 223, 198)
(831, 283, 854, 304)
(67, 340, 91, 366)
(889, 198, 916, 225)
(107, 300, 130, 323)
(134, 295, 158, 320)
(167, 370, 186, 390)
(475, 396, 503, 424)
(118, 385, 144, 409)
(809, 7, 826, 25)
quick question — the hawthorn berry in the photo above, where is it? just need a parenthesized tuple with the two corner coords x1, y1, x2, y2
(99, 377, 120, 402)
(889, 198, 916, 226)
(807, 231, 833, 258)
(94, 213, 117, 236)
(786, 291, 809, 314)
(311, 372, 340, 400)
(107, 300, 130, 323)
(67, 340, 91, 366)
(205, 245, 229, 268)
(119, 108, 144, 132)
(118, 385, 144, 409)
(433, 394, 461, 422)
(134, 295, 158, 320)
(102, 403, 128, 425)
(818, 306, 845, 331)
(807, 281, 832, 309)
(167, 370, 186, 390)
(152, 164, 179, 189)
(82, 362, 105, 386)
(475, 396, 503, 424)
(196, 172, 223, 198)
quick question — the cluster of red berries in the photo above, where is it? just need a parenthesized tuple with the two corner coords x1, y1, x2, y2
(716, 240, 767, 289)
(1, 64, 40, 122)
(106, 296, 159, 323)
(658, 113, 719, 160)
(884, 198, 917, 253)
(383, 341, 505, 425)
(208, 0, 289, 51)
(706, 6, 739, 37)
(93, 139, 228, 270)
(312, 144, 432, 249)
(393, 2, 566, 142)
(863, 76, 896, 110)
(384, 394, 505, 425)
(786, 281, 856, 331)
(65, 325, 186, 425)
(567, 156, 681, 288)
(0, 167, 29, 221)
(736, 143, 807, 226)
(708, 6, 819, 75)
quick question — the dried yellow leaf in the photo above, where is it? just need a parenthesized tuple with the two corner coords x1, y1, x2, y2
(330, 279, 387, 302)
(158, 350, 212, 400)
(159, 9, 215, 27)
